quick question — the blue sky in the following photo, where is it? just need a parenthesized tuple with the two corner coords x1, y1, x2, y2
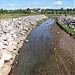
(0, 0, 74, 9)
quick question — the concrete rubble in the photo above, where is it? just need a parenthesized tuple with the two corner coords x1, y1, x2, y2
(0, 15, 47, 75)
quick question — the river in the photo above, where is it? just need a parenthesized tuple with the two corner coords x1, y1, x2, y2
(9, 18, 55, 75)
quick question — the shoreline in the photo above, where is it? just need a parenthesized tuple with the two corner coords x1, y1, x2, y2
(49, 22, 75, 75)
(0, 15, 48, 75)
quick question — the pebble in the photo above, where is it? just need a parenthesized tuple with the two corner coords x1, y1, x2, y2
(25, 39, 29, 42)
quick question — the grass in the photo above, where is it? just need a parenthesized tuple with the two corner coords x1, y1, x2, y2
(56, 20, 75, 38)
(0, 13, 37, 19)
(0, 13, 74, 19)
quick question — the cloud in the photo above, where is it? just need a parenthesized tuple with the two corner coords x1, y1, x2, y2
(8, 4, 15, 7)
(32, 2, 41, 6)
(43, 7, 51, 9)
(53, 1, 62, 6)
(66, 7, 71, 9)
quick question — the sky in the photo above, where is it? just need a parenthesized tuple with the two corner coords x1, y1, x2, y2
(0, 0, 74, 9)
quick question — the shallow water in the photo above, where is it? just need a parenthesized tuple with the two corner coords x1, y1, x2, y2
(11, 18, 55, 75)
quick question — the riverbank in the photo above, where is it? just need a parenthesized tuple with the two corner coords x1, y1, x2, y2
(48, 23, 75, 75)
(0, 15, 48, 75)
(56, 16, 75, 38)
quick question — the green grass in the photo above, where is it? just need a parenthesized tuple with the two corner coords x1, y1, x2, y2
(0, 13, 37, 19)
(0, 13, 74, 19)
(45, 14, 75, 18)
(56, 20, 75, 38)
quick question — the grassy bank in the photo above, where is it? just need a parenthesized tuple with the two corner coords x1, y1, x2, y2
(56, 20, 75, 38)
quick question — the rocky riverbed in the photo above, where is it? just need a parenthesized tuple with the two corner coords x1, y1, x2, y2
(0, 15, 47, 75)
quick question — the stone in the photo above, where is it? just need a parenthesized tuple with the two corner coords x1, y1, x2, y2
(17, 41, 23, 49)
(1, 51, 12, 61)
(7, 37, 14, 42)
(0, 42, 6, 49)
(3, 41, 8, 46)
(9, 41, 18, 46)
(12, 34, 17, 38)
(6, 33, 11, 38)
(2, 64, 11, 75)
(1, 35, 7, 40)
(25, 39, 29, 43)
(0, 59, 4, 68)
(6, 26, 14, 30)
(57, 32, 59, 34)
(7, 44, 17, 51)
(10, 30, 15, 34)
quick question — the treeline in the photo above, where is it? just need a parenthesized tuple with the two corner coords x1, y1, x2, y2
(0, 8, 75, 14)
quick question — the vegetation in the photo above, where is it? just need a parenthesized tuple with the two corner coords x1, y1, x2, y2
(0, 8, 75, 14)
(0, 8, 74, 19)
(0, 13, 36, 19)
(56, 20, 75, 38)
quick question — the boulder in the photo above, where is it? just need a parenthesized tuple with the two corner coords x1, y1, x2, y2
(0, 42, 6, 49)
(2, 64, 11, 75)
(1, 51, 12, 61)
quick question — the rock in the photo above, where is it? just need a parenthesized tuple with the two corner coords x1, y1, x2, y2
(12, 33, 17, 38)
(15, 62, 18, 64)
(9, 41, 17, 46)
(10, 30, 15, 34)
(7, 37, 14, 42)
(0, 59, 4, 68)
(24, 27, 29, 31)
(3, 41, 8, 46)
(25, 39, 29, 43)
(6, 33, 11, 38)
(17, 41, 23, 49)
(0, 42, 6, 49)
(57, 32, 59, 34)
(6, 26, 14, 31)
(2, 64, 11, 75)
(7, 43, 17, 51)
(1, 51, 12, 61)
(0, 31, 3, 34)
(0, 35, 7, 40)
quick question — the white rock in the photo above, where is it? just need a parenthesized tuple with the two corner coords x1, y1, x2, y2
(57, 32, 59, 34)
(0, 42, 6, 48)
(1, 35, 7, 40)
(1, 51, 12, 61)
(0, 59, 4, 68)
(10, 30, 15, 34)
(3, 41, 8, 45)
(25, 39, 29, 42)
(6, 26, 14, 30)
(7, 37, 14, 42)
(6, 33, 11, 38)
(24, 27, 29, 31)
(9, 41, 17, 46)
(0, 20, 9, 26)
